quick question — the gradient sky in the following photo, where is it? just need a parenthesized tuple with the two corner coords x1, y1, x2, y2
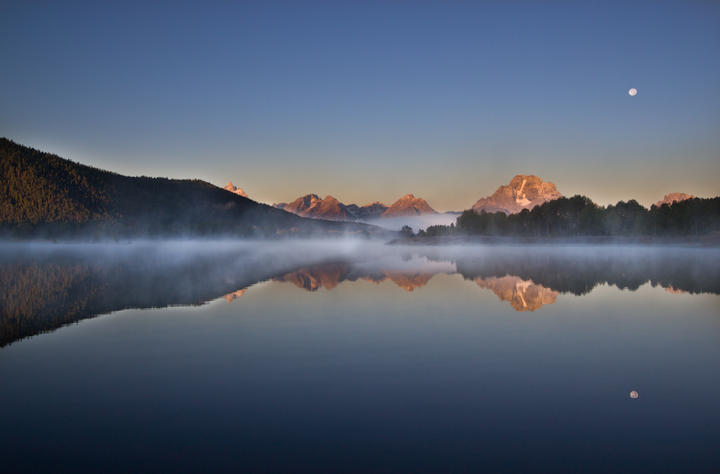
(1, 1, 719, 211)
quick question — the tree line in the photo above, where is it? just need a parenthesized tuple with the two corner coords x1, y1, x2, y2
(416, 195, 720, 238)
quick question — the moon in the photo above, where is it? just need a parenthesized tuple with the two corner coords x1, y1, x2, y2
(628, 88, 638, 96)
(629, 390, 639, 399)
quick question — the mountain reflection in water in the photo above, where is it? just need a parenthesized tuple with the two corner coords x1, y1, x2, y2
(473, 276, 559, 311)
(269, 263, 558, 310)
(273, 264, 435, 292)
(1, 241, 719, 347)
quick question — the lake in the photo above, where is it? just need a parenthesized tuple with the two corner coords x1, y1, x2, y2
(1, 241, 719, 472)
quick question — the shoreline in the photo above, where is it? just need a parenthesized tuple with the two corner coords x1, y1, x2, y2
(388, 233, 720, 247)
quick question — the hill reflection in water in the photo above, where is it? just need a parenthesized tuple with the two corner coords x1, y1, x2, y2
(1, 241, 719, 347)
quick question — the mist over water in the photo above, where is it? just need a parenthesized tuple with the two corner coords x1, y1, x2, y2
(1, 240, 719, 472)
(363, 213, 460, 231)
(2, 239, 719, 346)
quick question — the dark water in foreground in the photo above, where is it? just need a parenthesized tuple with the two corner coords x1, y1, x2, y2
(1, 241, 719, 473)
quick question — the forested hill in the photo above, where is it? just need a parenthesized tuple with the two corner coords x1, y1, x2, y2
(0, 138, 376, 238)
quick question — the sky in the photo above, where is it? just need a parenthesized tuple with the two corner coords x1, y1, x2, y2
(1, 0, 719, 211)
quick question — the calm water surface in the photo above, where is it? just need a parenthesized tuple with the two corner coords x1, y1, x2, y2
(1, 241, 719, 472)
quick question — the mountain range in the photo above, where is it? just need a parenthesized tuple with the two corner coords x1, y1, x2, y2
(242, 174, 698, 222)
(274, 194, 362, 220)
(274, 193, 438, 221)
(270, 175, 564, 222)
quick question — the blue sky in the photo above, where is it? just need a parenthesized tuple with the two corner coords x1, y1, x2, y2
(1, 1, 719, 210)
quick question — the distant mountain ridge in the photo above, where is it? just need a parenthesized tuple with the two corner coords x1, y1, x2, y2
(274, 194, 365, 221)
(472, 174, 563, 214)
(345, 202, 389, 220)
(243, 176, 707, 220)
(275, 193, 437, 221)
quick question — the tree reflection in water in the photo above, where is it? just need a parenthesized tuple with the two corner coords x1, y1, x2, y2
(1, 242, 718, 347)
